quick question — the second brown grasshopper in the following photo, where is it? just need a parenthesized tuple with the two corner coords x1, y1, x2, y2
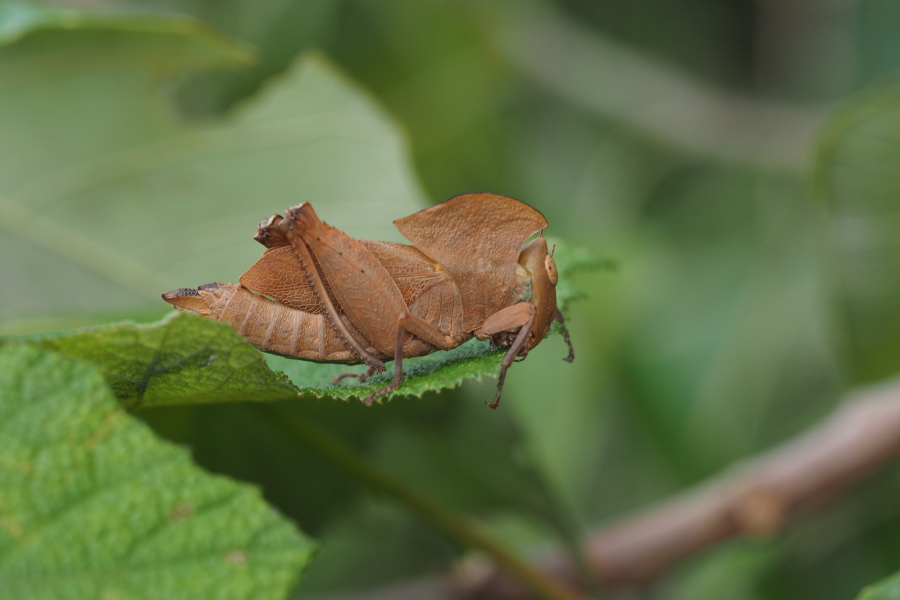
(163, 193, 573, 407)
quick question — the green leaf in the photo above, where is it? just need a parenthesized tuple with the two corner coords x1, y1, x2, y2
(604, 165, 829, 483)
(266, 336, 503, 403)
(857, 571, 900, 600)
(24, 311, 500, 406)
(33, 312, 298, 409)
(0, 7, 426, 323)
(140, 402, 377, 536)
(369, 398, 585, 543)
(173, 0, 340, 113)
(0, 343, 316, 600)
(814, 82, 900, 383)
(0, 0, 256, 68)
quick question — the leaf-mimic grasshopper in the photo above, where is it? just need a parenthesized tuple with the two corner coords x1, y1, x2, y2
(163, 193, 573, 407)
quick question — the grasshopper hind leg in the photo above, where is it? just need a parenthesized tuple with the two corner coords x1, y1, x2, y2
(348, 312, 459, 406)
(333, 366, 377, 385)
(360, 327, 408, 406)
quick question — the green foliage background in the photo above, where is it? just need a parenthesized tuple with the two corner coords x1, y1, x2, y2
(4, 0, 900, 598)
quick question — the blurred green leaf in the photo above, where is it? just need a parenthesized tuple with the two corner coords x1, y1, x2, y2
(297, 497, 454, 593)
(609, 166, 831, 482)
(174, 0, 340, 112)
(140, 401, 379, 536)
(0, 343, 316, 599)
(140, 396, 585, 593)
(0, 0, 256, 66)
(0, 6, 426, 322)
(815, 83, 900, 383)
(857, 571, 900, 600)
(370, 397, 585, 545)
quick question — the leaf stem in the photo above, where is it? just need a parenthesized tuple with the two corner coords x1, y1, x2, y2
(280, 413, 589, 600)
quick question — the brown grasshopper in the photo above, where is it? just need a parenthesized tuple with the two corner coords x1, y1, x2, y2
(163, 193, 573, 408)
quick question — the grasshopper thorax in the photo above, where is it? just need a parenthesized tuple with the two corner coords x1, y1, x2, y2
(515, 236, 558, 351)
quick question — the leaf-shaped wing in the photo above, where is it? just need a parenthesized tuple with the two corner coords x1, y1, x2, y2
(393, 193, 548, 331)
(359, 240, 451, 307)
(238, 237, 449, 315)
(239, 246, 326, 314)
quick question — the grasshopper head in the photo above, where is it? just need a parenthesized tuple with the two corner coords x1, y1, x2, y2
(517, 236, 558, 351)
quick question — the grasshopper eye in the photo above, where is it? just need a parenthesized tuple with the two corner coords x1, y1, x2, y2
(544, 253, 558, 286)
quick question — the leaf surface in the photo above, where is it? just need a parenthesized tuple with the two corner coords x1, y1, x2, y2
(815, 83, 900, 382)
(34, 312, 297, 409)
(857, 571, 900, 600)
(0, 4, 425, 322)
(0, 343, 316, 600)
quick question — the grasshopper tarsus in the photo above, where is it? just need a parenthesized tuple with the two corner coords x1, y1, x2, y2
(335, 363, 399, 405)
(333, 372, 363, 385)
(561, 330, 575, 363)
(488, 375, 505, 409)
(333, 366, 378, 385)
(555, 308, 575, 363)
(363, 382, 400, 406)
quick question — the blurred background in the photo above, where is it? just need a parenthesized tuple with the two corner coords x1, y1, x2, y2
(4, 0, 900, 598)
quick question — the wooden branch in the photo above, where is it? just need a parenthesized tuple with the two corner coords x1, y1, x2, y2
(303, 377, 900, 600)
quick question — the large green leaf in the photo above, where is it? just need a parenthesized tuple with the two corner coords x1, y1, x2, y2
(28, 310, 504, 406)
(0, 4, 426, 324)
(857, 571, 900, 600)
(0, 343, 316, 600)
(815, 83, 900, 383)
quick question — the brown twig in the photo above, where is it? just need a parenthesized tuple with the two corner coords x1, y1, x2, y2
(301, 376, 900, 600)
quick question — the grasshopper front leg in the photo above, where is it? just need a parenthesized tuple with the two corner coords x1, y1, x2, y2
(476, 303, 537, 409)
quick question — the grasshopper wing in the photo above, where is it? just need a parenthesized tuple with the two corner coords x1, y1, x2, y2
(393, 193, 548, 331)
(239, 239, 449, 315)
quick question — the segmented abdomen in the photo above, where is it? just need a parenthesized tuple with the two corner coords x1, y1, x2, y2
(163, 282, 380, 363)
